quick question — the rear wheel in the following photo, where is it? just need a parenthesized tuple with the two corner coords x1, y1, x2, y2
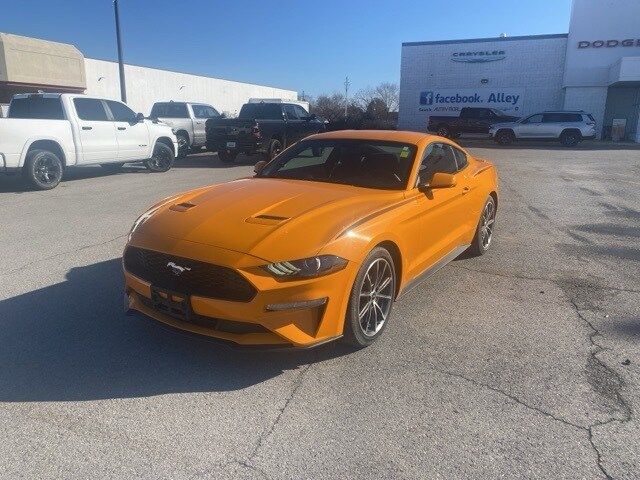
(176, 133, 190, 158)
(144, 142, 174, 172)
(560, 130, 581, 147)
(343, 247, 396, 348)
(267, 139, 283, 160)
(495, 129, 515, 145)
(467, 196, 496, 256)
(23, 149, 63, 190)
(218, 150, 237, 163)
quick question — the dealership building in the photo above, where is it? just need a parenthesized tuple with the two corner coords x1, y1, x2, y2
(0, 32, 297, 117)
(398, 0, 640, 142)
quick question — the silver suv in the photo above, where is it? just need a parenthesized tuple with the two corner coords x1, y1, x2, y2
(490, 111, 596, 147)
(150, 101, 220, 157)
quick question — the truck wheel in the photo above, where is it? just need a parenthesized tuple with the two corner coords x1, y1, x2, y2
(23, 149, 64, 190)
(144, 142, 174, 172)
(436, 125, 451, 138)
(100, 163, 125, 172)
(560, 130, 581, 147)
(218, 151, 237, 163)
(495, 130, 515, 145)
(267, 139, 283, 160)
(176, 133, 189, 159)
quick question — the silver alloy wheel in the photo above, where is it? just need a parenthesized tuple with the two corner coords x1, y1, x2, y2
(150, 144, 173, 170)
(479, 201, 496, 249)
(34, 155, 62, 185)
(177, 135, 188, 151)
(358, 258, 394, 337)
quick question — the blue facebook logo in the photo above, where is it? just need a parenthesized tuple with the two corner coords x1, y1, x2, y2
(420, 91, 434, 105)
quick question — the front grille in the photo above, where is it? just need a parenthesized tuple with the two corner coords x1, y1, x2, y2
(124, 246, 257, 302)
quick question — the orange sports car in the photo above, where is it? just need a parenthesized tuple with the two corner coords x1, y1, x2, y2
(123, 130, 498, 348)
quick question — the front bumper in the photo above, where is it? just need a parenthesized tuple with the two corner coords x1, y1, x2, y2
(123, 235, 357, 348)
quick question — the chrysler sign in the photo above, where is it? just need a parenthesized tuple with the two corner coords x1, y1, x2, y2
(451, 50, 506, 63)
(578, 39, 640, 48)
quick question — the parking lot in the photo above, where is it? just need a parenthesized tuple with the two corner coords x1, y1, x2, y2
(1, 143, 639, 479)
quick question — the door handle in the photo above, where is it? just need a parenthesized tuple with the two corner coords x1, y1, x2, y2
(462, 186, 470, 194)
(117, 127, 127, 130)
(82, 126, 92, 130)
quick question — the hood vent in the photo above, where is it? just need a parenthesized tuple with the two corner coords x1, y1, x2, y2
(255, 214, 289, 221)
(169, 202, 197, 212)
(246, 213, 291, 225)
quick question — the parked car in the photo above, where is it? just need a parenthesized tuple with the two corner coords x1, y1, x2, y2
(0, 93, 177, 190)
(150, 101, 220, 158)
(205, 101, 326, 163)
(124, 130, 498, 348)
(427, 107, 519, 138)
(489, 111, 596, 147)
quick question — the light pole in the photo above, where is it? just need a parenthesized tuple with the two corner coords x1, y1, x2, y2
(344, 76, 351, 117)
(114, 0, 127, 102)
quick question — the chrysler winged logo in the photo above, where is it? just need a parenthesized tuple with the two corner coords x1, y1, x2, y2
(166, 261, 191, 276)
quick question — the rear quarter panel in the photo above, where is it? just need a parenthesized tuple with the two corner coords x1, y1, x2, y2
(0, 119, 76, 168)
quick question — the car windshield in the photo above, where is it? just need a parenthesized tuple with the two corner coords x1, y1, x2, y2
(259, 139, 417, 190)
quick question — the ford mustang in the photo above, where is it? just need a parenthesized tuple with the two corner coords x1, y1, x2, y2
(123, 130, 498, 348)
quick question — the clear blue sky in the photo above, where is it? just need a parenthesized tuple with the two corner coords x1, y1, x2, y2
(1, 0, 571, 96)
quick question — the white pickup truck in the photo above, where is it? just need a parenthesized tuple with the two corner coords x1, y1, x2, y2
(0, 93, 178, 190)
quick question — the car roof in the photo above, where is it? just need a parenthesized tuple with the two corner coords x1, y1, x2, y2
(308, 130, 437, 145)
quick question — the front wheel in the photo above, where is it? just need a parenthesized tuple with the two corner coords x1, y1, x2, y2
(267, 139, 283, 160)
(495, 130, 515, 145)
(467, 196, 496, 256)
(23, 149, 64, 190)
(560, 130, 581, 147)
(144, 143, 175, 172)
(343, 247, 396, 348)
(176, 133, 190, 159)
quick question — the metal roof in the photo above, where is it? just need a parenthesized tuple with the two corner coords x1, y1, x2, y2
(403, 33, 568, 47)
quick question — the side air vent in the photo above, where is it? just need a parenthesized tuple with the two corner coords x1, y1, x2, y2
(255, 214, 289, 221)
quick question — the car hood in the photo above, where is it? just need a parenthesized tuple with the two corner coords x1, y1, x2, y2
(133, 178, 401, 262)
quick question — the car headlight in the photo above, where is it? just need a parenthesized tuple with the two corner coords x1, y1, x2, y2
(262, 255, 347, 279)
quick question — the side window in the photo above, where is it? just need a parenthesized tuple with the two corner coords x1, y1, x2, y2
(74, 98, 109, 121)
(419, 143, 458, 182)
(192, 105, 219, 118)
(284, 104, 298, 120)
(106, 100, 136, 122)
(452, 147, 468, 170)
(294, 105, 309, 118)
(523, 114, 543, 124)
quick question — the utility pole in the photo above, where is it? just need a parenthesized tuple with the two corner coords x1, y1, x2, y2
(344, 76, 351, 117)
(114, 0, 127, 102)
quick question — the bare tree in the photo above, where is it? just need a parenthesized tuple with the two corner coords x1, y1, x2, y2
(354, 82, 399, 120)
(374, 82, 399, 113)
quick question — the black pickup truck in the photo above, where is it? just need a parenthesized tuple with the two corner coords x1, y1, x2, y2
(206, 102, 325, 163)
(427, 107, 519, 138)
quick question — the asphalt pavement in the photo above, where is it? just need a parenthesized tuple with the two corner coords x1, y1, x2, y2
(0, 142, 638, 479)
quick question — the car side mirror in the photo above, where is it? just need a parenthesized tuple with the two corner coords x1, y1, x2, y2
(254, 160, 267, 175)
(418, 172, 457, 191)
(135, 112, 145, 123)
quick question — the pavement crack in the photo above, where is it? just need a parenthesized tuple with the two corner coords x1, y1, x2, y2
(2, 233, 127, 277)
(242, 363, 313, 472)
(427, 365, 585, 431)
(567, 298, 633, 480)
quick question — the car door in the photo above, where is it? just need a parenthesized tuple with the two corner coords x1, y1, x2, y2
(191, 104, 219, 147)
(409, 142, 469, 276)
(283, 104, 303, 145)
(517, 114, 543, 138)
(294, 105, 318, 139)
(72, 97, 118, 164)
(105, 100, 150, 161)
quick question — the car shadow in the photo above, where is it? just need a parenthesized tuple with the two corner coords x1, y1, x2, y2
(0, 259, 352, 403)
(173, 152, 262, 169)
(458, 138, 640, 151)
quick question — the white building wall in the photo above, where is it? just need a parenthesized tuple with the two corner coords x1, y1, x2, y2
(84, 58, 297, 117)
(398, 36, 568, 132)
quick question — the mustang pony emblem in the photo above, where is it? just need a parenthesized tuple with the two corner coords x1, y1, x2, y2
(166, 262, 191, 276)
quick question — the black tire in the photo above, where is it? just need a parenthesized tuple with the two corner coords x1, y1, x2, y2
(100, 163, 125, 172)
(22, 149, 63, 190)
(218, 150, 237, 163)
(467, 196, 496, 256)
(436, 124, 451, 138)
(267, 139, 283, 160)
(176, 133, 190, 159)
(560, 130, 581, 147)
(343, 247, 396, 348)
(495, 129, 515, 145)
(144, 142, 175, 172)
